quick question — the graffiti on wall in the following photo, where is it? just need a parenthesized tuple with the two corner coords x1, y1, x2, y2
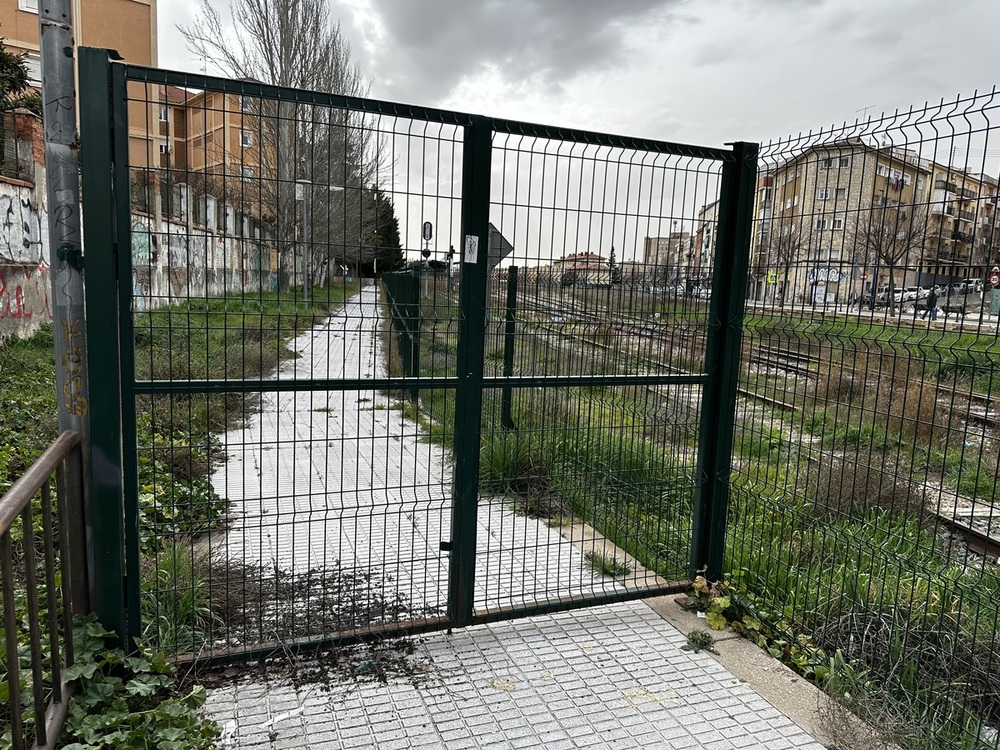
(0, 265, 49, 320)
(0, 264, 52, 342)
(132, 218, 156, 265)
(0, 192, 45, 265)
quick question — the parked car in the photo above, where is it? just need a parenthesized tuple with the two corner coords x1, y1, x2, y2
(959, 278, 984, 295)
(900, 286, 930, 303)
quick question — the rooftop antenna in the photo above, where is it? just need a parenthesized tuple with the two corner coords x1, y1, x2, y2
(856, 104, 878, 121)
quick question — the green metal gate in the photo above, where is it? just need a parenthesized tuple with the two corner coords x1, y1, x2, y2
(78, 47, 756, 661)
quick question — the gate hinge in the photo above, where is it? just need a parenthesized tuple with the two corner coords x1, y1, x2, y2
(440, 540, 453, 551)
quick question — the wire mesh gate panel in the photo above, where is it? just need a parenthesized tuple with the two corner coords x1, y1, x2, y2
(472, 128, 753, 620)
(79, 48, 755, 661)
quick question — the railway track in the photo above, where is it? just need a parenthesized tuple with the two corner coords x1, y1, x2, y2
(932, 511, 1000, 560)
(505, 292, 1000, 427)
(488, 291, 1000, 559)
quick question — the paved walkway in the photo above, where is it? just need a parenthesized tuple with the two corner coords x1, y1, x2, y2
(203, 286, 826, 749)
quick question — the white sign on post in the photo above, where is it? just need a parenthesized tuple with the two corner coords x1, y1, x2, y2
(464, 234, 479, 264)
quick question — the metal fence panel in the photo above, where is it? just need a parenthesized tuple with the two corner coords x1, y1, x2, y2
(732, 91, 1000, 748)
(79, 48, 753, 662)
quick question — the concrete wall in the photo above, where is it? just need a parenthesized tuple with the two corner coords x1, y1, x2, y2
(0, 263, 50, 342)
(0, 182, 277, 341)
(130, 215, 275, 312)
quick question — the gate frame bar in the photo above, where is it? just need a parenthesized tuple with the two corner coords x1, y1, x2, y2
(690, 141, 759, 582)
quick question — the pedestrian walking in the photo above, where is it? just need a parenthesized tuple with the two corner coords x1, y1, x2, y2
(922, 288, 938, 321)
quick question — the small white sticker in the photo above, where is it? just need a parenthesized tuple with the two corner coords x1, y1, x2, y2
(464, 234, 479, 264)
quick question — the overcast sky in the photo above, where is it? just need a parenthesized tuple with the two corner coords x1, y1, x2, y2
(158, 0, 1000, 149)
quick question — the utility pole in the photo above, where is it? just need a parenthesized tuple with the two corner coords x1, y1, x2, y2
(39, 1, 90, 436)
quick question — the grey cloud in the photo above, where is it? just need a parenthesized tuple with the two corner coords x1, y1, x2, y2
(366, 0, 684, 102)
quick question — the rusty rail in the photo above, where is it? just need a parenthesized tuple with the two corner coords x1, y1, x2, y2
(1, 431, 87, 750)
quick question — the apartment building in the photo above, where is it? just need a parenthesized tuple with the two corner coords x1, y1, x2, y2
(753, 138, 931, 304)
(695, 200, 719, 270)
(156, 87, 267, 234)
(923, 165, 999, 282)
(0, 0, 158, 165)
(643, 232, 693, 285)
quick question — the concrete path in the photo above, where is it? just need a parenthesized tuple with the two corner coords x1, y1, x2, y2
(203, 286, 827, 749)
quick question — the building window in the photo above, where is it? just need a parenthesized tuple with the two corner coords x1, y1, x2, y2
(240, 96, 253, 112)
(838, 156, 851, 168)
(241, 165, 255, 179)
(18, 0, 38, 13)
(22, 53, 41, 87)
(815, 218, 827, 230)
(158, 143, 170, 155)
(821, 158, 833, 168)
(832, 218, 844, 230)
(159, 104, 169, 122)
(817, 188, 830, 201)
(835, 187, 847, 201)
(240, 130, 253, 148)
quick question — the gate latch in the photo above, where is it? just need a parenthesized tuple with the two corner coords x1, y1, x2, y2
(440, 540, 453, 551)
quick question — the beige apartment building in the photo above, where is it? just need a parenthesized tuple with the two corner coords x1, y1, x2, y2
(753, 139, 931, 304)
(156, 86, 268, 235)
(0, 0, 158, 165)
(924, 164, 999, 281)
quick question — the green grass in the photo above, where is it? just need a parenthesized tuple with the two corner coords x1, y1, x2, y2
(0, 326, 60, 494)
(584, 551, 631, 577)
(134, 283, 358, 437)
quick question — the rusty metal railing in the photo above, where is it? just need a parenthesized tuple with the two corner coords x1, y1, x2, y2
(1, 431, 88, 750)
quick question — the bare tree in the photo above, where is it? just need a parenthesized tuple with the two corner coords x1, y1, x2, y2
(852, 204, 929, 316)
(765, 221, 803, 307)
(180, 0, 382, 289)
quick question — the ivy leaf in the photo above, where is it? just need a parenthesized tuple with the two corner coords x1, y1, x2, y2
(65, 660, 101, 681)
(125, 675, 162, 697)
(741, 616, 762, 632)
(125, 655, 154, 674)
(710, 596, 731, 612)
(706, 611, 728, 630)
(185, 685, 208, 709)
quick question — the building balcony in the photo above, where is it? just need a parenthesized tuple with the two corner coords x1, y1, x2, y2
(930, 202, 955, 216)
(934, 179, 978, 200)
(952, 229, 975, 244)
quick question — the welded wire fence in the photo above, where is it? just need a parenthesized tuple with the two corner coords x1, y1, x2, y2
(81, 50, 757, 662)
(730, 90, 1000, 748)
(476, 130, 730, 612)
(88, 60, 468, 659)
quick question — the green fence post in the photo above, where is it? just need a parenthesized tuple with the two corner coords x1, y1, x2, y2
(690, 141, 758, 582)
(383, 272, 421, 401)
(501, 265, 518, 431)
(78, 47, 127, 642)
(448, 115, 492, 627)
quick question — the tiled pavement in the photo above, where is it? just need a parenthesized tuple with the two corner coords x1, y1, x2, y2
(203, 286, 826, 749)
(205, 600, 825, 749)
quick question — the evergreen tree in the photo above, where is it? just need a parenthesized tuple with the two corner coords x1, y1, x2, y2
(359, 188, 404, 276)
(0, 39, 41, 115)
